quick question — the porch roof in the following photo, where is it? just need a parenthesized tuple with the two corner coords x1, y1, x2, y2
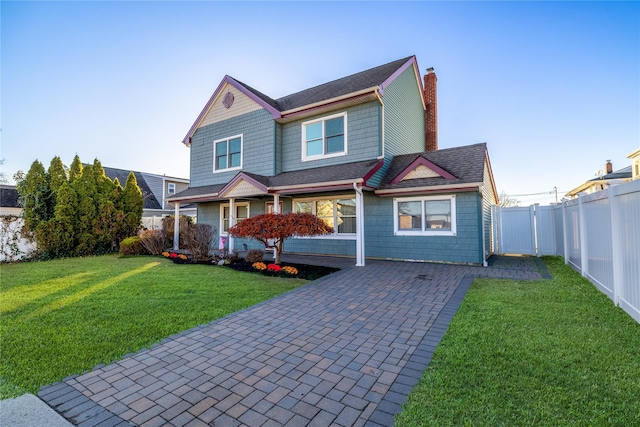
(376, 143, 488, 196)
(167, 159, 383, 203)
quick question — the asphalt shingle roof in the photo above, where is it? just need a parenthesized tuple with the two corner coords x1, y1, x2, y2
(101, 166, 163, 210)
(238, 56, 414, 112)
(379, 143, 488, 190)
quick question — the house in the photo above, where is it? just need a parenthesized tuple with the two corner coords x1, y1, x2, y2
(565, 160, 633, 198)
(628, 148, 640, 180)
(167, 56, 498, 265)
(0, 185, 21, 216)
(101, 166, 196, 226)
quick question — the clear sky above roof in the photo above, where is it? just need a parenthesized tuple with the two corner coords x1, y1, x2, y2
(2, 1, 638, 205)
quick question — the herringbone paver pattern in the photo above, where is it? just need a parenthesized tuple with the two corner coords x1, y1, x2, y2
(39, 256, 547, 426)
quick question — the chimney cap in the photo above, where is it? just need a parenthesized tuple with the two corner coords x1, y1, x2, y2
(426, 67, 435, 73)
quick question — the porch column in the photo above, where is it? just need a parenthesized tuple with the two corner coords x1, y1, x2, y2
(354, 184, 365, 266)
(173, 202, 180, 251)
(228, 197, 235, 252)
(272, 194, 280, 259)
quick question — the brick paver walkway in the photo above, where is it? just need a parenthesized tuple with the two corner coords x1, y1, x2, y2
(38, 256, 548, 427)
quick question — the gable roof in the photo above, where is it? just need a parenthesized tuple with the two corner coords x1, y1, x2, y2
(102, 166, 163, 210)
(376, 143, 490, 195)
(183, 56, 421, 144)
(0, 185, 20, 208)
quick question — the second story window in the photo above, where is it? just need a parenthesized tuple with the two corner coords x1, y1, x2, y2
(214, 135, 242, 172)
(302, 112, 347, 161)
(167, 183, 176, 195)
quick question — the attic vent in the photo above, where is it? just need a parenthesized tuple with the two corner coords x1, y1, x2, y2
(402, 164, 441, 181)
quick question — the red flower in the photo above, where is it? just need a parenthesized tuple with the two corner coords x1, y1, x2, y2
(267, 264, 282, 272)
(169, 253, 178, 259)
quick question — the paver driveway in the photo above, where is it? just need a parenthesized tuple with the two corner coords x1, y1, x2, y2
(39, 257, 547, 427)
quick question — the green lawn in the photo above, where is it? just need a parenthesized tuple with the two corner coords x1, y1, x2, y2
(0, 254, 305, 399)
(395, 257, 640, 426)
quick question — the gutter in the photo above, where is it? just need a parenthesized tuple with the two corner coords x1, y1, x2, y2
(279, 87, 379, 117)
(375, 181, 483, 196)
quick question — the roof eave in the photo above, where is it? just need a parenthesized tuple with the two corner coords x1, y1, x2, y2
(375, 182, 483, 197)
(271, 178, 364, 194)
(279, 87, 379, 118)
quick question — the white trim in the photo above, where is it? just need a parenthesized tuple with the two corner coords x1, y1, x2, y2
(375, 182, 482, 196)
(281, 87, 377, 116)
(213, 134, 243, 173)
(294, 234, 357, 241)
(220, 201, 250, 236)
(393, 195, 457, 236)
(167, 183, 176, 195)
(301, 112, 347, 162)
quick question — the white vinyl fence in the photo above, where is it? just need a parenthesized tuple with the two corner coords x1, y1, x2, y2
(493, 179, 640, 323)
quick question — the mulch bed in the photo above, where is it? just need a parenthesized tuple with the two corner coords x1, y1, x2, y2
(226, 260, 340, 281)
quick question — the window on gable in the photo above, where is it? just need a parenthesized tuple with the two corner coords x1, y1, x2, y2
(214, 135, 242, 172)
(221, 202, 249, 235)
(394, 195, 456, 236)
(302, 113, 347, 161)
(167, 183, 176, 195)
(293, 196, 356, 237)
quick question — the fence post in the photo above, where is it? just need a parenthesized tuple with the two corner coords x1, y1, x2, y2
(610, 186, 622, 305)
(562, 201, 569, 264)
(578, 193, 588, 277)
(530, 204, 537, 256)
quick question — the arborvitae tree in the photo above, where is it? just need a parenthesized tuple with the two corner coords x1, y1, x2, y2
(51, 182, 79, 256)
(111, 178, 128, 246)
(48, 156, 67, 195)
(16, 160, 52, 236)
(18, 155, 146, 258)
(73, 164, 98, 255)
(91, 159, 117, 252)
(68, 154, 83, 182)
(122, 172, 144, 238)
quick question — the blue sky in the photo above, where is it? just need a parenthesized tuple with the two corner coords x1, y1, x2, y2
(2, 1, 638, 205)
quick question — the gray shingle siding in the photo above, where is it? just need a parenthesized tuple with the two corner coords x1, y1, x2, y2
(365, 66, 425, 188)
(280, 102, 381, 173)
(190, 109, 274, 187)
(364, 192, 481, 263)
(383, 64, 425, 157)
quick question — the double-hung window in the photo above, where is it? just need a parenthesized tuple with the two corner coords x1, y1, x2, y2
(220, 202, 249, 235)
(394, 195, 456, 236)
(294, 197, 356, 237)
(214, 135, 242, 172)
(302, 112, 347, 161)
(167, 183, 176, 195)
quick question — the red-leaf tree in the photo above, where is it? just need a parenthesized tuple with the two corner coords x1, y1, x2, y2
(229, 212, 333, 264)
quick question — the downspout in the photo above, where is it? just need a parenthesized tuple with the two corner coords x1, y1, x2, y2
(479, 187, 488, 267)
(375, 89, 385, 159)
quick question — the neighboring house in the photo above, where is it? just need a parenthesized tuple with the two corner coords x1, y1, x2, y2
(0, 185, 21, 217)
(167, 56, 498, 265)
(101, 166, 196, 224)
(565, 160, 633, 198)
(628, 148, 640, 180)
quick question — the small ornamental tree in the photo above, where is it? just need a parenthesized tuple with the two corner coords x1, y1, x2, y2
(229, 212, 333, 265)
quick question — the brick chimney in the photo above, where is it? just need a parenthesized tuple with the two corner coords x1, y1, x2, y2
(605, 160, 613, 174)
(424, 67, 438, 151)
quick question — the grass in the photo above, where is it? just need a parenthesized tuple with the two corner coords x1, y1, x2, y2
(0, 254, 306, 399)
(395, 257, 640, 426)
